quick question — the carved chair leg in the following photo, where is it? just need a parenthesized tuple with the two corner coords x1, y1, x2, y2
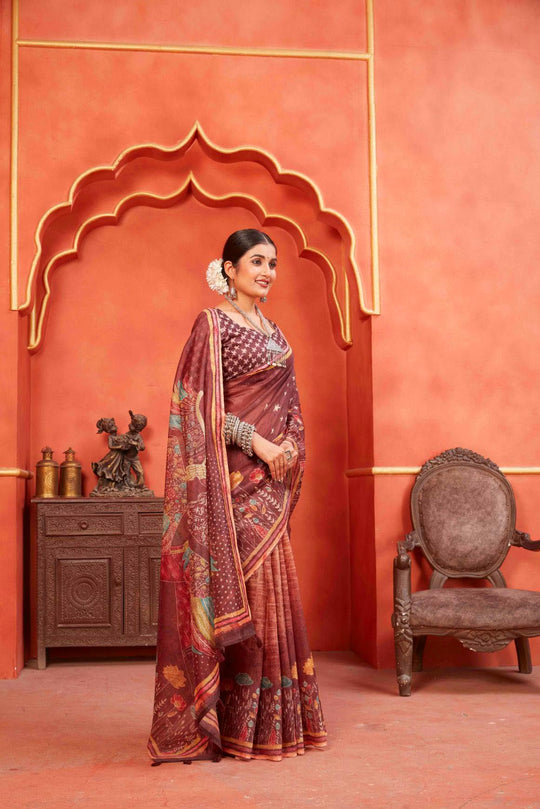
(515, 637, 532, 674)
(412, 635, 427, 672)
(393, 550, 412, 695)
(394, 629, 413, 696)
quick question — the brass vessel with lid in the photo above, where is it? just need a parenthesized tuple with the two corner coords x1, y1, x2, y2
(35, 447, 59, 498)
(59, 447, 82, 497)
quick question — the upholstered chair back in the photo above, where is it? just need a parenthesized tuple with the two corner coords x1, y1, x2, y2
(411, 454, 515, 579)
(393, 447, 540, 696)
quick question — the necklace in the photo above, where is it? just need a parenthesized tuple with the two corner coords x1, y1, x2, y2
(226, 297, 286, 367)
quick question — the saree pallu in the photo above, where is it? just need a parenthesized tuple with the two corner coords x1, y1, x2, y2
(148, 308, 326, 762)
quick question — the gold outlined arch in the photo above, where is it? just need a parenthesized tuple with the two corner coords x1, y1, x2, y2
(23, 123, 377, 351)
(28, 176, 354, 351)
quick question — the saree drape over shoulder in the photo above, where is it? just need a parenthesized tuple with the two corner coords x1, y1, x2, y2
(148, 308, 326, 762)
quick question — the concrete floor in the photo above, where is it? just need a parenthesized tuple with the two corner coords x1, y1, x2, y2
(1, 652, 539, 809)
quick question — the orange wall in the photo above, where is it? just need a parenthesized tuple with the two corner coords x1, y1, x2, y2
(2, 0, 540, 678)
(371, 0, 540, 667)
(7, 0, 367, 668)
(29, 203, 351, 651)
(0, 0, 26, 679)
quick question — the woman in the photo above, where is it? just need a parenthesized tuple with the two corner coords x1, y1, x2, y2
(148, 229, 327, 762)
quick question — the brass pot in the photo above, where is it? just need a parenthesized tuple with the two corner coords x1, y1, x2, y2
(35, 447, 59, 498)
(59, 447, 82, 497)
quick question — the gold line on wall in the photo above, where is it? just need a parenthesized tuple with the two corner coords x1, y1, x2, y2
(10, 0, 19, 311)
(346, 467, 540, 477)
(365, 0, 380, 313)
(0, 468, 33, 479)
(18, 38, 371, 62)
(26, 168, 354, 350)
(12, 2, 381, 321)
(23, 122, 374, 350)
(346, 467, 421, 476)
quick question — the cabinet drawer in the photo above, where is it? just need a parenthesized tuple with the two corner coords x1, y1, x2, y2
(139, 512, 163, 535)
(44, 513, 124, 536)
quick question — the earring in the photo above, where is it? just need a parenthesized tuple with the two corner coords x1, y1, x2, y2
(229, 285, 238, 300)
(260, 296, 267, 303)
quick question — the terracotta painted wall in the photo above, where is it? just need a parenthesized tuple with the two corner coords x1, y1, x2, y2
(29, 205, 351, 654)
(371, 0, 540, 668)
(1, 0, 376, 677)
(2, 0, 539, 678)
(0, 1, 28, 680)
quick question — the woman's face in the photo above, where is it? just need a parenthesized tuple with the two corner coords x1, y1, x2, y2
(225, 243, 277, 300)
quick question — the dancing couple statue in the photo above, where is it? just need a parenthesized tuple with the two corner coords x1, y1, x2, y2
(91, 410, 154, 497)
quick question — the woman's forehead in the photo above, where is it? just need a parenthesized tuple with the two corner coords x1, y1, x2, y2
(245, 243, 277, 258)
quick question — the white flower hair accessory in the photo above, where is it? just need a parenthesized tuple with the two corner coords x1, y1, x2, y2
(206, 258, 229, 295)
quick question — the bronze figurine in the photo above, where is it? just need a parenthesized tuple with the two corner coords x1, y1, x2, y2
(90, 411, 154, 497)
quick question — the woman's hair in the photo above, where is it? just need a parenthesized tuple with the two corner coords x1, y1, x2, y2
(221, 229, 276, 274)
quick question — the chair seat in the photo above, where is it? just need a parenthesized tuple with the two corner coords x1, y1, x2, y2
(410, 588, 540, 630)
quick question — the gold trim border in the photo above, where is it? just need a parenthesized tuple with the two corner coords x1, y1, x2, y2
(23, 121, 376, 350)
(365, 0, 379, 313)
(10, 0, 19, 310)
(0, 467, 33, 479)
(18, 39, 370, 62)
(346, 467, 540, 477)
(26, 172, 355, 350)
(10, 0, 380, 324)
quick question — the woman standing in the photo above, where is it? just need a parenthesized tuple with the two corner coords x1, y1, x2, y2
(148, 229, 327, 762)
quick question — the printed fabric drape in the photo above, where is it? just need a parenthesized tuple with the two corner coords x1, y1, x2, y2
(148, 308, 326, 762)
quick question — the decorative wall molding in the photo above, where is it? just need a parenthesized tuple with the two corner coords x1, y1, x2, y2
(9, 0, 380, 331)
(10, 0, 20, 310)
(346, 466, 540, 477)
(18, 39, 370, 62)
(0, 468, 33, 479)
(22, 122, 375, 351)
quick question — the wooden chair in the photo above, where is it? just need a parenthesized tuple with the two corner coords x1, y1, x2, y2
(392, 447, 540, 696)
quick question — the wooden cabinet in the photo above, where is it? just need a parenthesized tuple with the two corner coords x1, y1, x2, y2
(31, 497, 164, 668)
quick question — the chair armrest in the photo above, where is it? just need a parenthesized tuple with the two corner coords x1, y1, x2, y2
(401, 530, 420, 553)
(511, 530, 540, 551)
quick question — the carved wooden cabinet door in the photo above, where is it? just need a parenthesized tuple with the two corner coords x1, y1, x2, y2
(45, 546, 124, 643)
(138, 545, 162, 637)
(32, 497, 164, 668)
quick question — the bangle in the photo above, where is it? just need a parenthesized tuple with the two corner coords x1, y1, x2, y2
(224, 413, 255, 457)
(239, 422, 255, 457)
(232, 417, 241, 446)
(224, 413, 239, 445)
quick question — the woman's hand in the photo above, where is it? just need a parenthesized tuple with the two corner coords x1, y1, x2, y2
(252, 433, 297, 481)
(280, 439, 299, 471)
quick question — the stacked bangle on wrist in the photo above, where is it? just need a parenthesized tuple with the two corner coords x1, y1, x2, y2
(224, 413, 255, 457)
(240, 421, 255, 457)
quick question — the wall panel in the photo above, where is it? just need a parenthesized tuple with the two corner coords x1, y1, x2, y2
(16, 47, 370, 304)
(29, 199, 350, 650)
(19, 0, 367, 51)
(372, 0, 540, 668)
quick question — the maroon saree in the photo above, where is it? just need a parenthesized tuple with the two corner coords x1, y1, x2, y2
(148, 308, 326, 762)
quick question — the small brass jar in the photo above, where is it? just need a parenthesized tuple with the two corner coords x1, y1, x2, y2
(35, 447, 59, 498)
(59, 447, 82, 497)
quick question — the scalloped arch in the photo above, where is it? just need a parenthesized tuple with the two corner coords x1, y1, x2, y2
(23, 123, 378, 351)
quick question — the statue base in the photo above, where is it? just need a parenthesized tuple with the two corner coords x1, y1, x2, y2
(90, 485, 155, 498)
